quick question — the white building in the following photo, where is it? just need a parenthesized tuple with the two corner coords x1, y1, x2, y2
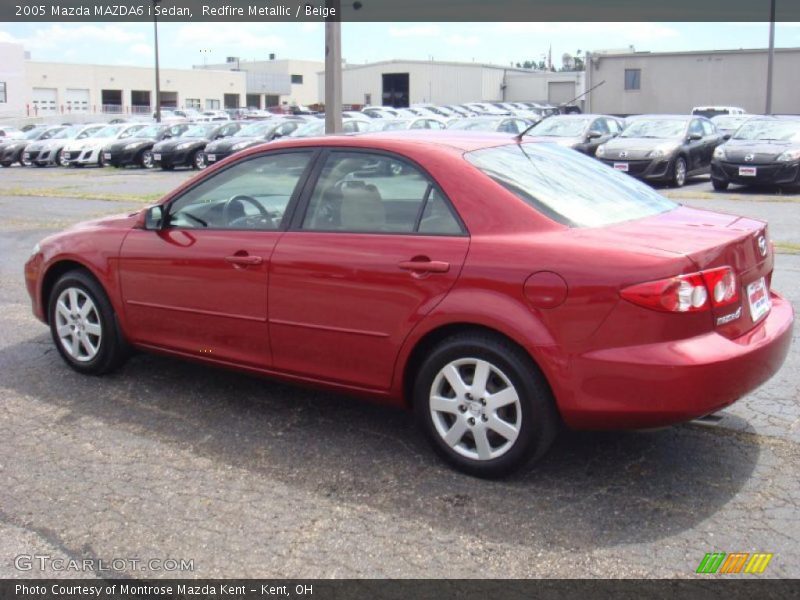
(317, 59, 585, 108)
(585, 47, 800, 115)
(0, 41, 248, 123)
(196, 57, 323, 108)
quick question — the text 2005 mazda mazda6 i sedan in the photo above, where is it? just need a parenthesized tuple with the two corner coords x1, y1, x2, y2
(24, 132, 793, 477)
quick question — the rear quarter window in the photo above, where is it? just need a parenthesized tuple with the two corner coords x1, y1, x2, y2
(465, 142, 676, 228)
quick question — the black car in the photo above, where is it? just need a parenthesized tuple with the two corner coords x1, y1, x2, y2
(151, 122, 242, 170)
(711, 117, 800, 192)
(710, 114, 755, 140)
(524, 114, 623, 155)
(0, 125, 65, 167)
(202, 118, 304, 167)
(595, 115, 723, 187)
(102, 123, 190, 169)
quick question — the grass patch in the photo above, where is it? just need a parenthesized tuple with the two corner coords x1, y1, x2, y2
(4, 187, 162, 203)
(774, 241, 800, 255)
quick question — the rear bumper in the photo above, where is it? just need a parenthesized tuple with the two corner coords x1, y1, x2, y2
(561, 291, 794, 429)
(712, 160, 800, 187)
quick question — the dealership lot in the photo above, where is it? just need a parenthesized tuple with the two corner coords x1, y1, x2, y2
(0, 166, 798, 577)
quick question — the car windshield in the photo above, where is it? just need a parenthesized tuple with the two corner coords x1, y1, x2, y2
(22, 128, 46, 140)
(378, 120, 410, 131)
(237, 121, 275, 137)
(732, 120, 800, 142)
(466, 142, 676, 228)
(527, 118, 591, 137)
(118, 125, 145, 139)
(621, 119, 687, 139)
(712, 115, 751, 130)
(290, 121, 325, 137)
(182, 125, 214, 138)
(52, 126, 80, 140)
(135, 125, 162, 138)
(92, 125, 123, 138)
(449, 119, 502, 131)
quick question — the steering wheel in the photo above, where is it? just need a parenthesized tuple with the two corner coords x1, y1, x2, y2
(222, 194, 274, 229)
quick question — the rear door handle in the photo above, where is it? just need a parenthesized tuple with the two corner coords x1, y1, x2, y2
(225, 255, 263, 266)
(398, 259, 450, 273)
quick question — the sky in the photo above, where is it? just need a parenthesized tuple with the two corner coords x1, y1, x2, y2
(1, 22, 800, 70)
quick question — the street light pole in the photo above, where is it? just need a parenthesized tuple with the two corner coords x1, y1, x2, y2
(324, 0, 342, 134)
(765, 0, 776, 115)
(153, 0, 162, 123)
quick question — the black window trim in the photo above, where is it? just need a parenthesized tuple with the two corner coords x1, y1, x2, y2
(160, 147, 322, 232)
(287, 147, 469, 237)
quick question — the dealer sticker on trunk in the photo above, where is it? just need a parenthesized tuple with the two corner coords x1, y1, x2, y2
(747, 277, 771, 323)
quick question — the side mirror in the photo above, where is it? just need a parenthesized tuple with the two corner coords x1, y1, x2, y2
(587, 130, 603, 139)
(723, 133, 732, 141)
(163, 133, 173, 139)
(144, 205, 164, 230)
(688, 132, 703, 141)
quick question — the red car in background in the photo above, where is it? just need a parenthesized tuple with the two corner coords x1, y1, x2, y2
(24, 132, 793, 477)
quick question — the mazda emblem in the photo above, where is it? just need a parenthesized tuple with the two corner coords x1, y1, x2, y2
(757, 235, 768, 257)
(744, 154, 755, 162)
(619, 151, 628, 158)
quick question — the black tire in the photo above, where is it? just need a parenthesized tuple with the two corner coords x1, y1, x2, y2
(0, 162, 11, 168)
(413, 332, 559, 478)
(671, 156, 687, 188)
(712, 179, 729, 191)
(47, 270, 129, 375)
(191, 149, 204, 170)
(140, 150, 155, 169)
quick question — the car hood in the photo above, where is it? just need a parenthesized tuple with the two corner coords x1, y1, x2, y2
(2, 140, 31, 152)
(64, 137, 116, 151)
(205, 136, 260, 152)
(602, 137, 681, 159)
(106, 137, 156, 151)
(25, 138, 67, 152)
(720, 139, 799, 164)
(153, 138, 208, 151)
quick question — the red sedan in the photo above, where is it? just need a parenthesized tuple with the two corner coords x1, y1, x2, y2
(24, 132, 793, 477)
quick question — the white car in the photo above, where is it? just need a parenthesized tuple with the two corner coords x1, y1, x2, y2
(692, 106, 747, 118)
(0, 125, 24, 140)
(22, 123, 105, 167)
(62, 123, 147, 167)
(370, 117, 448, 131)
(361, 106, 401, 119)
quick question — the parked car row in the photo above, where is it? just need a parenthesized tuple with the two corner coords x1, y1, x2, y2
(2, 107, 798, 192)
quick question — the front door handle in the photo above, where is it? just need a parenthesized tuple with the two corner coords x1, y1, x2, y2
(225, 254, 263, 266)
(398, 259, 450, 273)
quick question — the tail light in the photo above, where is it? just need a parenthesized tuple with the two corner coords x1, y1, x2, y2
(621, 267, 738, 313)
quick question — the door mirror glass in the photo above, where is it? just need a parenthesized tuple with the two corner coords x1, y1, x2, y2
(688, 132, 703, 141)
(144, 205, 164, 230)
(722, 133, 732, 141)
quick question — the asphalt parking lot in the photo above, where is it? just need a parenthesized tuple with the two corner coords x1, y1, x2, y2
(0, 165, 798, 578)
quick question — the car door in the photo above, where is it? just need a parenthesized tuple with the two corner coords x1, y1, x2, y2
(268, 149, 470, 390)
(117, 150, 316, 367)
(700, 119, 721, 167)
(686, 119, 707, 172)
(585, 117, 613, 154)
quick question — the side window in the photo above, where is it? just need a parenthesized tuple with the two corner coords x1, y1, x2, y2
(592, 118, 610, 134)
(418, 189, 463, 235)
(702, 120, 715, 136)
(343, 121, 359, 133)
(429, 120, 446, 130)
(274, 122, 298, 138)
(410, 119, 428, 129)
(301, 152, 462, 235)
(689, 119, 704, 137)
(497, 119, 517, 134)
(167, 152, 312, 230)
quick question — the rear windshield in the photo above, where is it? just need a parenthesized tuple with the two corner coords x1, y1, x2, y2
(465, 143, 676, 228)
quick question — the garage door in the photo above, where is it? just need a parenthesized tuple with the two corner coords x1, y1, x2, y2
(65, 88, 90, 113)
(32, 87, 58, 115)
(547, 81, 575, 106)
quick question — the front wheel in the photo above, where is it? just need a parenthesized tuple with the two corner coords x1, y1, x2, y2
(57, 149, 69, 167)
(140, 150, 155, 169)
(48, 270, 128, 375)
(192, 150, 206, 170)
(671, 156, 687, 188)
(413, 333, 559, 478)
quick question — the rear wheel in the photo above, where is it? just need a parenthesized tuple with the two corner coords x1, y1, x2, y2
(48, 270, 128, 375)
(20, 154, 32, 167)
(671, 156, 687, 187)
(0, 162, 11, 168)
(712, 179, 729, 191)
(57, 150, 69, 167)
(413, 333, 559, 478)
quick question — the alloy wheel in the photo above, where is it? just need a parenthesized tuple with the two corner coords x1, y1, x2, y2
(429, 358, 522, 461)
(141, 150, 154, 169)
(58, 150, 69, 167)
(54, 287, 103, 363)
(674, 158, 687, 187)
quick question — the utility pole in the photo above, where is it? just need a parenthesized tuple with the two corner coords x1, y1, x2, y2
(152, 0, 162, 122)
(324, 0, 343, 134)
(765, 0, 776, 115)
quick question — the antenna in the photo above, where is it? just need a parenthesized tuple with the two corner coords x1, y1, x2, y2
(515, 79, 607, 142)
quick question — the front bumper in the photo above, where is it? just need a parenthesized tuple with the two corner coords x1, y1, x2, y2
(105, 147, 144, 167)
(560, 292, 794, 429)
(598, 156, 674, 182)
(712, 160, 800, 187)
(153, 149, 192, 168)
(0, 147, 23, 164)
(203, 150, 232, 165)
(25, 149, 56, 166)
(64, 148, 101, 165)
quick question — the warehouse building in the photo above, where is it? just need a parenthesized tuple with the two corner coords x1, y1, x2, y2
(195, 56, 323, 109)
(317, 59, 586, 108)
(585, 47, 800, 115)
(0, 41, 247, 122)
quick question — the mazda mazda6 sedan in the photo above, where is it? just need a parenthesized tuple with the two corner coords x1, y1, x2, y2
(24, 132, 794, 477)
